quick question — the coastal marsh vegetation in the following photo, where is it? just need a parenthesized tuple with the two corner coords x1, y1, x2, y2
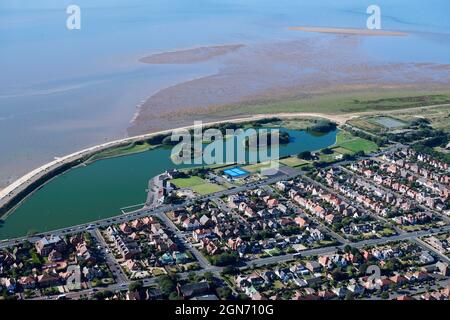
(203, 90, 450, 119)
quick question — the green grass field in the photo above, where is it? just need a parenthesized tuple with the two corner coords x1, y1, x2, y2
(334, 131, 379, 154)
(171, 176, 225, 195)
(191, 183, 225, 195)
(338, 138, 379, 153)
(171, 176, 205, 188)
(279, 156, 309, 167)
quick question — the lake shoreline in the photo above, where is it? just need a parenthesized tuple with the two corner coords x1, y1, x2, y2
(0, 113, 332, 222)
(2, 104, 449, 224)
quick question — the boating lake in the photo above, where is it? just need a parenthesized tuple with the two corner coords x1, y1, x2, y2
(0, 128, 337, 239)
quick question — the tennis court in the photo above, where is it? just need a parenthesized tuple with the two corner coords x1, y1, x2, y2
(223, 167, 249, 177)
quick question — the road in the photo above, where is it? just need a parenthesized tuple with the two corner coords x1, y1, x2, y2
(90, 229, 128, 284)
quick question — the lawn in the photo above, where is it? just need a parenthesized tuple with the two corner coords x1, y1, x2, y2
(333, 131, 379, 154)
(171, 176, 205, 188)
(279, 156, 309, 167)
(171, 176, 225, 195)
(338, 138, 379, 153)
(191, 183, 225, 195)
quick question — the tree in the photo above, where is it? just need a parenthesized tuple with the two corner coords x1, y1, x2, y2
(221, 265, 238, 275)
(158, 275, 176, 296)
(203, 271, 214, 283)
(168, 292, 181, 300)
(380, 292, 389, 299)
(308, 121, 337, 133)
(128, 281, 143, 292)
(216, 287, 232, 300)
(187, 272, 197, 283)
(297, 151, 313, 160)
(321, 148, 333, 155)
(211, 252, 239, 266)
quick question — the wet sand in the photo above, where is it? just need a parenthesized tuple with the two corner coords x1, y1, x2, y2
(139, 44, 244, 64)
(129, 37, 450, 136)
(288, 26, 408, 36)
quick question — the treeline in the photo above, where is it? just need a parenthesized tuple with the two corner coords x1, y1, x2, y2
(244, 131, 290, 147)
(387, 127, 446, 144)
(412, 134, 450, 164)
(307, 120, 337, 133)
(146, 118, 284, 147)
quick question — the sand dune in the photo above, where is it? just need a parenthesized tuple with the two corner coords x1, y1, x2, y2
(288, 26, 408, 36)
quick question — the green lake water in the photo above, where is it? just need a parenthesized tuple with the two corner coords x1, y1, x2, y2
(0, 128, 337, 239)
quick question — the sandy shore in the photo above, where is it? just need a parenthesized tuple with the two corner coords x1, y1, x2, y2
(139, 44, 244, 64)
(288, 26, 408, 36)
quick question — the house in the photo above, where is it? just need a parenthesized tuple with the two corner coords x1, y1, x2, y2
(332, 287, 347, 298)
(436, 261, 449, 276)
(347, 283, 364, 295)
(1, 278, 16, 292)
(294, 217, 309, 227)
(390, 274, 408, 286)
(178, 281, 211, 299)
(35, 235, 66, 257)
(419, 251, 435, 264)
(147, 288, 163, 300)
(182, 218, 201, 231)
(199, 215, 214, 227)
(305, 261, 322, 273)
(18, 276, 36, 290)
(37, 273, 60, 288)
(48, 249, 63, 262)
